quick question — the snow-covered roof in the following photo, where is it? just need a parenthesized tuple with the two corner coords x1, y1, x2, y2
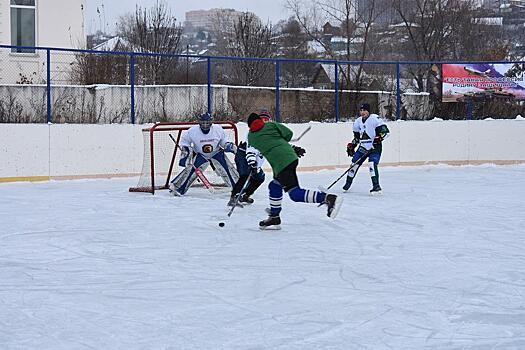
(93, 36, 130, 52)
(307, 40, 326, 54)
(331, 36, 348, 44)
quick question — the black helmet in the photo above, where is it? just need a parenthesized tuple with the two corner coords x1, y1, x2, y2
(198, 112, 212, 134)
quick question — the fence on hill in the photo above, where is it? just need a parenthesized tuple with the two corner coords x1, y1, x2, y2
(0, 44, 524, 124)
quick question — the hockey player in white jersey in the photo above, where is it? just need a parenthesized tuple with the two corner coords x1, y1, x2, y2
(227, 111, 270, 207)
(169, 113, 239, 196)
(343, 103, 390, 194)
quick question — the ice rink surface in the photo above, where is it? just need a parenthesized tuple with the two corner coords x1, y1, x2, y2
(1, 164, 525, 349)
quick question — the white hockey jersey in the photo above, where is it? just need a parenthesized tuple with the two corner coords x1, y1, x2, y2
(180, 124, 231, 159)
(246, 144, 265, 168)
(352, 113, 386, 151)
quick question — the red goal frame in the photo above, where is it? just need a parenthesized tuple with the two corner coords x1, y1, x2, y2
(129, 121, 239, 194)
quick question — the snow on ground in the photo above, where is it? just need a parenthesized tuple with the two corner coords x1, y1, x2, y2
(1, 165, 525, 349)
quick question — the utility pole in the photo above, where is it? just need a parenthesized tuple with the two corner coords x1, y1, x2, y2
(186, 44, 190, 84)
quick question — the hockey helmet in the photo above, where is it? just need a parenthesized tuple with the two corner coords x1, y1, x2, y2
(198, 112, 212, 134)
(259, 109, 272, 122)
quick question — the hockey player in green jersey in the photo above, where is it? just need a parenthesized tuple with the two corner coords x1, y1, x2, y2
(344, 103, 390, 194)
(247, 113, 342, 230)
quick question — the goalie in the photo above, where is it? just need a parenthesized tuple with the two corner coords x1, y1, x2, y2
(169, 113, 239, 196)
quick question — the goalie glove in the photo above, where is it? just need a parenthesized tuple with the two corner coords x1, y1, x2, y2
(178, 146, 192, 167)
(291, 145, 306, 158)
(224, 142, 237, 154)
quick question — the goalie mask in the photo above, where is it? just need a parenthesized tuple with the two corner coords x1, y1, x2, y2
(198, 112, 212, 134)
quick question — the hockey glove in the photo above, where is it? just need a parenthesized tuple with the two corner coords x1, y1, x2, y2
(224, 142, 237, 154)
(178, 147, 191, 167)
(246, 151, 259, 175)
(346, 143, 356, 157)
(373, 136, 382, 146)
(237, 141, 247, 153)
(292, 145, 306, 158)
(249, 165, 259, 176)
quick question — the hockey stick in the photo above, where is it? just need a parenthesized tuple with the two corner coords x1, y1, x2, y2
(290, 125, 312, 142)
(168, 134, 215, 194)
(321, 149, 373, 192)
(227, 174, 252, 218)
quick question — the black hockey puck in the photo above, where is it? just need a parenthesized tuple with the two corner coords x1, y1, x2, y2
(218, 222, 225, 227)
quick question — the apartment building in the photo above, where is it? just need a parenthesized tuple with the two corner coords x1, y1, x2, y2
(0, 0, 86, 83)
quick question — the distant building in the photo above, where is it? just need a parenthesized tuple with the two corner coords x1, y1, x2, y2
(311, 63, 352, 89)
(307, 40, 326, 55)
(184, 8, 246, 33)
(0, 0, 86, 83)
(356, 0, 406, 26)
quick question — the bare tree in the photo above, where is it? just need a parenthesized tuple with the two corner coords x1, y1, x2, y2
(215, 12, 276, 86)
(279, 18, 310, 59)
(286, 0, 386, 116)
(117, 0, 183, 84)
(278, 18, 318, 88)
(392, 0, 506, 88)
(71, 52, 129, 85)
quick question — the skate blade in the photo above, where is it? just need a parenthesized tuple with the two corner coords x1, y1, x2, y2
(259, 225, 282, 231)
(328, 197, 344, 219)
(369, 191, 382, 196)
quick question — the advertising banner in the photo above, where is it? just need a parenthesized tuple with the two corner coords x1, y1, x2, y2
(442, 63, 525, 102)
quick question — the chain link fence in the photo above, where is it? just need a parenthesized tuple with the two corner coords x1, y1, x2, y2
(0, 48, 47, 123)
(1, 44, 524, 124)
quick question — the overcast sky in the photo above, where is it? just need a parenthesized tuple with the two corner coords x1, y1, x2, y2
(86, 0, 291, 34)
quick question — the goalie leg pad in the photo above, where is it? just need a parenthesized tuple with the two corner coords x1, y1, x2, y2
(210, 151, 239, 188)
(170, 166, 197, 195)
(171, 156, 209, 195)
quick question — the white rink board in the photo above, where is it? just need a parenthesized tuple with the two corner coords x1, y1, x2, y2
(0, 120, 525, 181)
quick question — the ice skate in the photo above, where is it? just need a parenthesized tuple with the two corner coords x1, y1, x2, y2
(342, 177, 353, 192)
(259, 215, 281, 230)
(324, 194, 343, 219)
(239, 193, 254, 204)
(227, 194, 244, 207)
(369, 184, 382, 195)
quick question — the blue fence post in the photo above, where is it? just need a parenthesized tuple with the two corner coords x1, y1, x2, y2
(46, 49, 52, 123)
(130, 54, 135, 124)
(275, 60, 281, 122)
(335, 62, 339, 122)
(396, 62, 401, 120)
(207, 57, 212, 115)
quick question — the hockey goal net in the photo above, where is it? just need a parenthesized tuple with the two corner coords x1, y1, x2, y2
(129, 121, 239, 194)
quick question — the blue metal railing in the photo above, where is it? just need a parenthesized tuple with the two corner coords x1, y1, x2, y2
(1, 44, 523, 123)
